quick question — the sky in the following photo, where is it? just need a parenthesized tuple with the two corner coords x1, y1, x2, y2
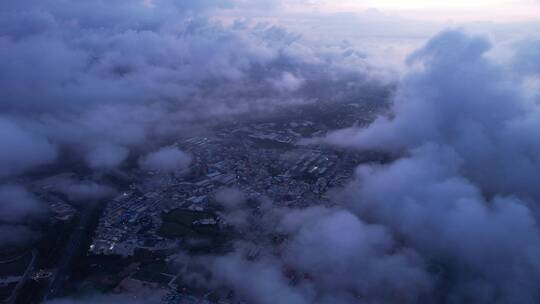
(219, 0, 540, 71)
(284, 0, 540, 22)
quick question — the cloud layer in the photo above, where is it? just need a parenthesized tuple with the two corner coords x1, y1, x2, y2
(0, 0, 380, 178)
(319, 30, 540, 303)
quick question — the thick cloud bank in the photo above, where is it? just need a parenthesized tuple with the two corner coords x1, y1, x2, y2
(317, 30, 540, 303)
(0, 0, 378, 178)
(325, 30, 540, 200)
(179, 201, 431, 304)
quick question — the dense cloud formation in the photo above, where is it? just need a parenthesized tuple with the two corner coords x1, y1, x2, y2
(340, 145, 540, 303)
(315, 30, 540, 303)
(182, 202, 431, 304)
(0, 0, 378, 178)
(325, 31, 540, 200)
(0, 185, 46, 247)
(138, 146, 192, 172)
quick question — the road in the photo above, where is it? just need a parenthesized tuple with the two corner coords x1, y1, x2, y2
(42, 206, 97, 301)
(6, 249, 38, 304)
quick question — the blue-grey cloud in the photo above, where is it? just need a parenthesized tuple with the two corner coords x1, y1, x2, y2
(320, 30, 540, 303)
(138, 146, 192, 172)
(0, 0, 378, 177)
(0, 185, 47, 248)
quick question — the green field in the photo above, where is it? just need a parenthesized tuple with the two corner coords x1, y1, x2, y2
(158, 208, 232, 253)
(158, 209, 218, 239)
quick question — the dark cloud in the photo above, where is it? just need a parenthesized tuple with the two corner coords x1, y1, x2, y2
(0, 117, 57, 178)
(0, 185, 46, 248)
(85, 144, 130, 170)
(0, 185, 46, 223)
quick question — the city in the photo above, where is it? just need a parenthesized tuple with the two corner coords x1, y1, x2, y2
(1, 97, 389, 304)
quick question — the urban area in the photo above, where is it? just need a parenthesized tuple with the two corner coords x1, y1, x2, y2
(1, 94, 389, 304)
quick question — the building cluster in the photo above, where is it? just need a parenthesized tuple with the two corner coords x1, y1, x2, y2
(89, 188, 182, 257)
(287, 150, 337, 179)
(89, 117, 366, 256)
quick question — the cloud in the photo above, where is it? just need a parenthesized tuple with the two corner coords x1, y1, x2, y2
(324, 30, 540, 199)
(138, 146, 192, 172)
(318, 30, 540, 303)
(0, 185, 46, 223)
(0, 0, 381, 178)
(512, 38, 540, 76)
(338, 144, 540, 303)
(0, 117, 57, 177)
(271, 72, 305, 92)
(279, 207, 431, 303)
(204, 204, 430, 304)
(55, 178, 116, 202)
(0, 185, 46, 248)
(86, 144, 130, 170)
(215, 187, 246, 210)
(214, 187, 249, 228)
(212, 254, 307, 304)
